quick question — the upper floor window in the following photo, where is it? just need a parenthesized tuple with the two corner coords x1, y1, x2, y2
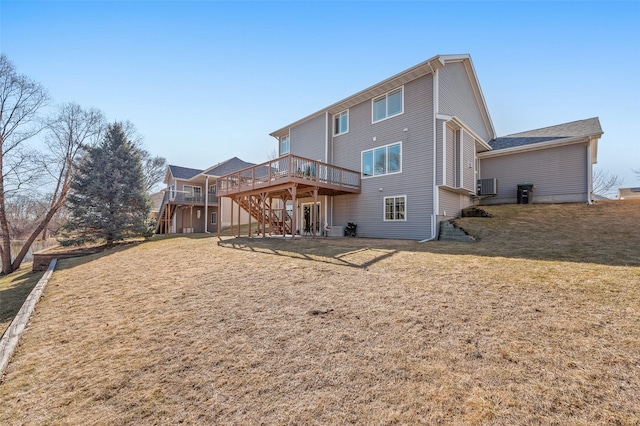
(209, 184, 217, 194)
(184, 185, 202, 200)
(334, 110, 349, 136)
(281, 135, 290, 155)
(361, 142, 402, 177)
(372, 87, 403, 123)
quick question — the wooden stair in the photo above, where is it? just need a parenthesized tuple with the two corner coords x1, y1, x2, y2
(237, 196, 291, 235)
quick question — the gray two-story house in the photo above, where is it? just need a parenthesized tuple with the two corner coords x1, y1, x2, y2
(216, 54, 602, 240)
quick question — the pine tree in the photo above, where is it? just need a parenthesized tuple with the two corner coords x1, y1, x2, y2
(62, 122, 151, 246)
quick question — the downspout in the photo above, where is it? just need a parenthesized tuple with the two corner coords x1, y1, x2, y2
(586, 139, 593, 205)
(422, 67, 440, 242)
(325, 111, 330, 232)
(204, 176, 210, 233)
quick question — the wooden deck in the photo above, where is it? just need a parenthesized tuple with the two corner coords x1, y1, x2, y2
(216, 154, 361, 238)
(216, 154, 361, 199)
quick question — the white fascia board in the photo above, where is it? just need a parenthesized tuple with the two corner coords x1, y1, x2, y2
(270, 54, 460, 138)
(478, 134, 602, 159)
(435, 114, 492, 151)
(457, 57, 496, 140)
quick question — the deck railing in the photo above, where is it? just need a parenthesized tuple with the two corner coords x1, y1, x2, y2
(166, 191, 218, 205)
(217, 154, 361, 196)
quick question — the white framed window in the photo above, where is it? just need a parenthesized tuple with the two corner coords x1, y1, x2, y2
(209, 184, 216, 194)
(372, 87, 404, 123)
(384, 196, 406, 221)
(168, 185, 175, 199)
(281, 135, 290, 155)
(211, 212, 217, 224)
(361, 142, 402, 177)
(333, 110, 349, 136)
(184, 185, 202, 200)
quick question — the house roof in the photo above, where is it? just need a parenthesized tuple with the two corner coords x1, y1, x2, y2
(489, 117, 603, 151)
(203, 157, 255, 177)
(617, 187, 640, 199)
(270, 54, 495, 141)
(168, 165, 203, 180)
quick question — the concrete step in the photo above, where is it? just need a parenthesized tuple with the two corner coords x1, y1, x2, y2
(439, 220, 475, 242)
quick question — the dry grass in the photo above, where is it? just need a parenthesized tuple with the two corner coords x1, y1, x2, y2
(0, 200, 638, 425)
(0, 265, 44, 336)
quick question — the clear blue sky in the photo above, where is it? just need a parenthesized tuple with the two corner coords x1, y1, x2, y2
(2, 1, 639, 189)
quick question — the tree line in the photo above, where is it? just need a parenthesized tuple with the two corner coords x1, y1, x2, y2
(0, 54, 166, 275)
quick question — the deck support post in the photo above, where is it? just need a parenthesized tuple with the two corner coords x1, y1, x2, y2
(261, 193, 267, 237)
(217, 200, 221, 239)
(288, 184, 297, 239)
(237, 196, 241, 237)
(230, 196, 234, 237)
(312, 188, 318, 238)
(248, 196, 252, 238)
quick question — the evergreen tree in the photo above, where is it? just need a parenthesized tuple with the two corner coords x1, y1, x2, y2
(62, 122, 151, 246)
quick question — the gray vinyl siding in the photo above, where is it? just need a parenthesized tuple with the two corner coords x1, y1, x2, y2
(439, 188, 461, 218)
(462, 130, 476, 192)
(479, 142, 589, 204)
(332, 74, 434, 240)
(290, 113, 326, 161)
(174, 206, 206, 233)
(439, 62, 490, 142)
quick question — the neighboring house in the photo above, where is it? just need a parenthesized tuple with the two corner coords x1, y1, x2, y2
(149, 191, 165, 221)
(156, 157, 255, 234)
(617, 187, 640, 200)
(215, 54, 603, 240)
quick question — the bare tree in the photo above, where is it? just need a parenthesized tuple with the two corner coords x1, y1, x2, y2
(633, 168, 640, 180)
(140, 149, 166, 193)
(119, 119, 166, 193)
(7, 103, 105, 271)
(592, 169, 623, 198)
(0, 54, 50, 274)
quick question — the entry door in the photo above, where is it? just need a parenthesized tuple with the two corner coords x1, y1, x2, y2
(302, 203, 321, 235)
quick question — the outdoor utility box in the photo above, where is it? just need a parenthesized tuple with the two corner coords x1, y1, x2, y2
(517, 183, 534, 204)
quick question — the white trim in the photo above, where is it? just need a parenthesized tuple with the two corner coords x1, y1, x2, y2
(432, 68, 439, 239)
(204, 176, 209, 233)
(478, 135, 598, 159)
(383, 195, 407, 222)
(183, 185, 203, 197)
(436, 113, 491, 151)
(459, 130, 464, 189)
(325, 111, 329, 163)
(372, 86, 404, 124)
(361, 141, 402, 178)
(333, 109, 349, 136)
(269, 54, 453, 138)
(461, 57, 496, 140)
(587, 140, 593, 204)
(280, 133, 290, 155)
(211, 211, 218, 224)
(442, 121, 447, 185)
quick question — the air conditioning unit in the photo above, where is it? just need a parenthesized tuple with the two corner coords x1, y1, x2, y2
(477, 178, 498, 196)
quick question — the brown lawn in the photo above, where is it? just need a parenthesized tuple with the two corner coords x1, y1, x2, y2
(0, 200, 639, 425)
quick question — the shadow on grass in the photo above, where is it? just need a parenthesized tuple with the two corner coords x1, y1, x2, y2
(0, 268, 44, 334)
(218, 237, 398, 269)
(217, 200, 640, 270)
